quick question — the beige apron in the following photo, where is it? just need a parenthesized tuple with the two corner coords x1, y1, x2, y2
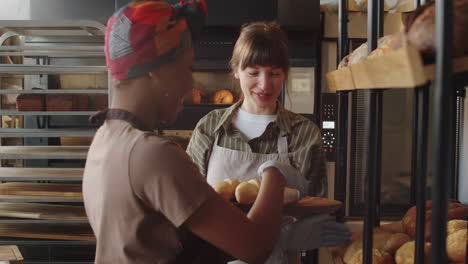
(206, 130, 301, 264)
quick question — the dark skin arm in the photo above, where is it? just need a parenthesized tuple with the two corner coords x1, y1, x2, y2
(184, 167, 285, 264)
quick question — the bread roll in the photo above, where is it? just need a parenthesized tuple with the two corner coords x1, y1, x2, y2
(214, 181, 236, 200)
(247, 178, 261, 189)
(380, 221, 404, 234)
(224, 178, 241, 190)
(235, 182, 259, 204)
(447, 229, 466, 262)
(447, 220, 467, 235)
(283, 187, 300, 204)
(212, 89, 234, 104)
(395, 241, 431, 264)
(347, 249, 395, 264)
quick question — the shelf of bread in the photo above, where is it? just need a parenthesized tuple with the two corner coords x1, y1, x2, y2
(0, 183, 82, 197)
(0, 146, 88, 159)
(0, 223, 94, 241)
(0, 128, 96, 137)
(329, 201, 467, 264)
(0, 110, 97, 116)
(326, 45, 468, 91)
(0, 168, 83, 181)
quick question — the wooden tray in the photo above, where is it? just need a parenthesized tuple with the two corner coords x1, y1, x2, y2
(0, 223, 95, 241)
(0, 202, 86, 220)
(326, 45, 468, 91)
(0, 183, 82, 197)
(235, 196, 342, 217)
(0, 245, 23, 263)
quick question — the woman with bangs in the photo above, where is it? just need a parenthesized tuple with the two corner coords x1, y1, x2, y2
(187, 22, 350, 263)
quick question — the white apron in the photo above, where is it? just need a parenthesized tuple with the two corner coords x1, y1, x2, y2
(206, 130, 301, 264)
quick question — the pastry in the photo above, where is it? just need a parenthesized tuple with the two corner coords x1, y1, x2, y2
(212, 89, 234, 104)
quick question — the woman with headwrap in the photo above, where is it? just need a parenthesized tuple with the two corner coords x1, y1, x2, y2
(82, 1, 287, 263)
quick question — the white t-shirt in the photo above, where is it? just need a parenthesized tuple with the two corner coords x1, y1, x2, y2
(232, 108, 277, 140)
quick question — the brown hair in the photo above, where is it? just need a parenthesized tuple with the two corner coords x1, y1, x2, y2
(230, 21, 289, 74)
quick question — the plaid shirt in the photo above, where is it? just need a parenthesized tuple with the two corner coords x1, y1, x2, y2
(186, 101, 327, 197)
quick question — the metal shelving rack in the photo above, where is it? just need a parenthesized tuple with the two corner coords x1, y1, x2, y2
(332, 0, 468, 263)
(0, 20, 109, 263)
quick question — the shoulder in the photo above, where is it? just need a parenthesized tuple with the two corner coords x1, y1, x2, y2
(131, 132, 188, 164)
(194, 107, 232, 135)
(285, 110, 320, 133)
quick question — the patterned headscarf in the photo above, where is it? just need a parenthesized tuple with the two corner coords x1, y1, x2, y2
(105, 0, 207, 81)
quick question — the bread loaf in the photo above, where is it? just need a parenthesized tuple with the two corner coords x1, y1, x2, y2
(347, 249, 395, 264)
(446, 229, 467, 262)
(46, 94, 73, 111)
(447, 220, 467, 235)
(247, 179, 261, 189)
(395, 241, 431, 264)
(344, 232, 392, 263)
(16, 94, 45, 111)
(402, 201, 467, 240)
(406, 0, 468, 63)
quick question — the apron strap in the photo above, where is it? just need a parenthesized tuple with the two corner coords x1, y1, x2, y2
(89, 108, 152, 132)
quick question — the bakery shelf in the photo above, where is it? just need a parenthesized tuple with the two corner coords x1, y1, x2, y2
(0, 223, 94, 241)
(0, 128, 96, 137)
(0, 168, 83, 181)
(0, 195, 83, 203)
(326, 45, 468, 91)
(0, 239, 95, 246)
(0, 110, 96, 116)
(0, 182, 82, 197)
(0, 202, 86, 221)
(0, 89, 107, 94)
(0, 65, 107, 75)
(0, 146, 88, 159)
(0, 20, 106, 37)
(0, 219, 88, 224)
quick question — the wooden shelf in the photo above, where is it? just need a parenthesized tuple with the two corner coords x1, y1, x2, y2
(0, 183, 82, 198)
(0, 195, 82, 203)
(326, 45, 468, 91)
(0, 223, 94, 241)
(0, 128, 96, 137)
(0, 202, 86, 221)
(0, 146, 88, 159)
(0, 167, 83, 181)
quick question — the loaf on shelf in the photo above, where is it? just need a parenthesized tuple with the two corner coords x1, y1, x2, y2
(46, 94, 88, 111)
(16, 93, 45, 111)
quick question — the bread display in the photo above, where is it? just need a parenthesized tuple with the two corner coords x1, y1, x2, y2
(401, 200, 468, 240)
(212, 178, 300, 205)
(212, 89, 234, 104)
(394, 241, 431, 264)
(347, 249, 395, 264)
(184, 87, 204, 104)
(446, 229, 466, 262)
(46, 94, 90, 111)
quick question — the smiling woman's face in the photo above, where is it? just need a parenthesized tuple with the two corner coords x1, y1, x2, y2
(235, 65, 286, 115)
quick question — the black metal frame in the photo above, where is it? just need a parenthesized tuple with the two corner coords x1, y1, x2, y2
(334, 0, 468, 262)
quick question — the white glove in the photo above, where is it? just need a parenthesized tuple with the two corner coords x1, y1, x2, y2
(279, 214, 352, 251)
(257, 160, 309, 195)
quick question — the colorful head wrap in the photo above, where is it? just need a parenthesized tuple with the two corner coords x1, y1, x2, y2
(105, 0, 207, 81)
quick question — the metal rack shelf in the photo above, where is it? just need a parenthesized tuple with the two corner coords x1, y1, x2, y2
(0, 196, 83, 203)
(0, 128, 95, 137)
(0, 168, 83, 181)
(0, 110, 96, 116)
(0, 89, 107, 94)
(0, 220, 88, 224)
(0, 146, 88, 159)
(0, 65, 107, 75)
